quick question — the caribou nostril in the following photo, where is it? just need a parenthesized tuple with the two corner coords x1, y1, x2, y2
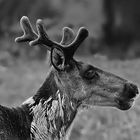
(124, 83, 139, 99)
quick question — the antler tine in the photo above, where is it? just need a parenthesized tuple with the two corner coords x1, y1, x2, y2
(66, 27, 89, 56)
(30, 19, 63, 51)
(15, 16, 37, 43)
(60, 27, 75, 45)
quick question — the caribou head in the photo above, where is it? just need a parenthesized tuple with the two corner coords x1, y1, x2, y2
(16, 16, 139, 114)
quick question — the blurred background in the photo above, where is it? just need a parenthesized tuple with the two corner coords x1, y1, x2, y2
(0, 0, 140, 139)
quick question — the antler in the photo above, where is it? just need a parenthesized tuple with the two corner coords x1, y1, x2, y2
(15, 16, 37, 43)
(15, 16, 89, 60)
(60, 27, 75, 45)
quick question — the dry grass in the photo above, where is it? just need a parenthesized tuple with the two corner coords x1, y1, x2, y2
(0, 56, 140, 140)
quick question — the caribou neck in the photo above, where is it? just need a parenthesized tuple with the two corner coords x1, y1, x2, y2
(26, 71, 78, 139)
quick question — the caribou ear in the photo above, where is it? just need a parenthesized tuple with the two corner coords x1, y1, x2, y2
(51, 48, 66, 71)
(51, 27, 75, 71)
(60, 27, 75, 45)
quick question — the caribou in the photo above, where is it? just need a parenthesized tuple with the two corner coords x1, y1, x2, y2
(0, 16, 139, 140)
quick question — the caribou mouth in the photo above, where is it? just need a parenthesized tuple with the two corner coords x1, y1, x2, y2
(116, 98, 135, 110)
(116, 83, 139, 110)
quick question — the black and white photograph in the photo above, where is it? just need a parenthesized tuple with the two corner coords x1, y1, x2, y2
(0, 0, 140, 140)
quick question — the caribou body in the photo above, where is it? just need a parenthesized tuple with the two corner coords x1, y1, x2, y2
(0, 16, 139, 140)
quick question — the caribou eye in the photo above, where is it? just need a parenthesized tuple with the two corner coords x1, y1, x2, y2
(84, 69, 98, 80)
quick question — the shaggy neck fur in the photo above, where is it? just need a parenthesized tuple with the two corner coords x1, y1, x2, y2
(24, 71, 78, 140)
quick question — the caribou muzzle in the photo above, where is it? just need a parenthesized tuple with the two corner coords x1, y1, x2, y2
(116, 82, 139, 110)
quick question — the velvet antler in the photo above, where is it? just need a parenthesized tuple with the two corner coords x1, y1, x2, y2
(15, 16, 88, 60)
(15, 16, 37, 43)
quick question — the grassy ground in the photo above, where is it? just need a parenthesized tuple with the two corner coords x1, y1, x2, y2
(0, 56, 140, 140)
